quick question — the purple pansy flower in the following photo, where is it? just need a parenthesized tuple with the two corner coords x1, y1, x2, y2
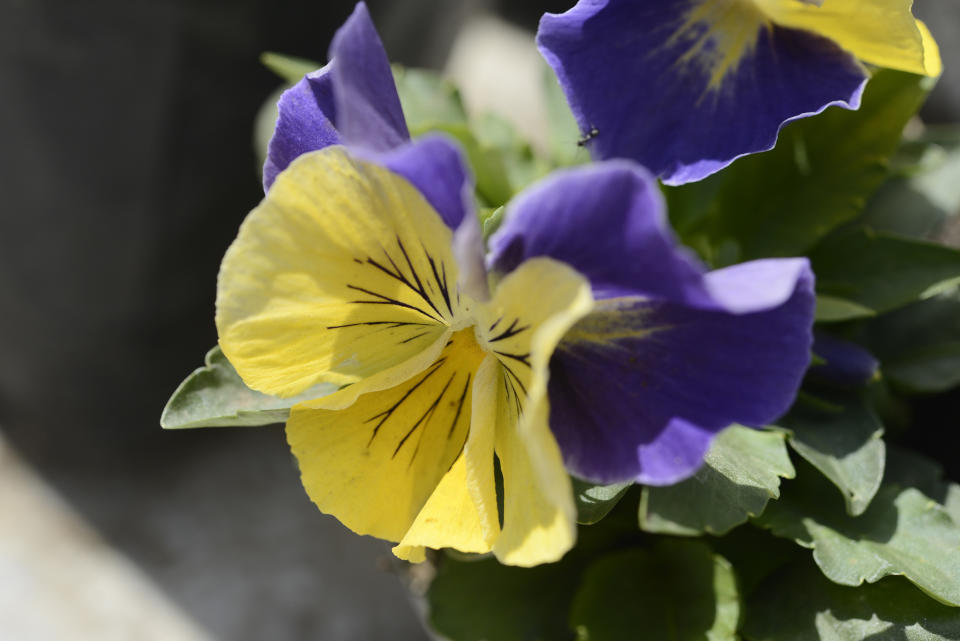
(488, 162, 815, 485)
(264, 1, 468, 230)
(261, 1, 816, 488)
(537, 0, 939, 185)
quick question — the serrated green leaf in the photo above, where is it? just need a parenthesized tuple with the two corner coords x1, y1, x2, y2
(743, 560, 960, 641)
(260, 51, 321, 84)
(809, 227, 960, 315)
(815, 295, 877, 323)
(392, 65, 468, 134)
(755, 459, 960, 606)
(572, 478, 632, 525)
(665, 70, 930, 266)
(639, 426, 795, 536)
(858, 293, 960, 393)
(161, 346, 335, 429)
(569, 541, 739, 641)
(778, 394, 885, 516)
(885, 446, 960, 525)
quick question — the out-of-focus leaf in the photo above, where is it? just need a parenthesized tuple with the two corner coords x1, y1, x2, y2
(392, 65, 468, 134)
(665, 70, 930, 266)
(569, 541, 739, 641)
(431, 122, 513, 206)
(640, 426, 794, 536)
(573, 478, 632, 525)
(542, 62, 586, 167)
(427, 494, 644, 641)
(429, 555, 581, 641)
(472, 112, 549, 195)
(756, 459, 960, 606)
(260, 51, 320, 84)
(161, 346, 335, 429)
(815, 295, 877, 323)
(809, 227, 960, 315)
(778, 393, 885, 516)
(858, 292, 960, 393)
(743, 560, 960, 641)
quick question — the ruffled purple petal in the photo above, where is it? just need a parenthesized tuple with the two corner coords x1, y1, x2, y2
(486, 161, 712, 305)
(363, 134, 471, 230)
(548, 263, 815, 485)
(329, 2, 409, 152)
(537, 0, 867, 184)
(263, 66, 341, 191)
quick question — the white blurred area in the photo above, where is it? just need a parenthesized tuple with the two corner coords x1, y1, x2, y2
(446, 14, 550, 152)
(0, 434, 212, 641)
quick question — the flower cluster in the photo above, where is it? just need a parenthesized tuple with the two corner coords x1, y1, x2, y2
(168, 0, 942, 569)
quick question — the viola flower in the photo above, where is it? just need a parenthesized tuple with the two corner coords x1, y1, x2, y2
(488, 161, 816, 485)
(537, 0, 941, 185)
(263, 2, 468, 230)
(216, 145, 593, 566)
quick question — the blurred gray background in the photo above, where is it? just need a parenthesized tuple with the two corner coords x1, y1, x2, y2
(0, 1, 957, 639)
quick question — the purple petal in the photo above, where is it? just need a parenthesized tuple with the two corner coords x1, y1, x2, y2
(809, 331, 878, 387)
(263, 66, 341, 191)
(487, 161, 712, 305)
(329, 2, 409, 152)
(703, 258, 815, 314)
(548, 263, 815, 485)
(365, 134, 472, 230)
(537, 0, 867, 184)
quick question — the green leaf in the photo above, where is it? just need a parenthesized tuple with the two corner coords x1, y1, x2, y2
(743, 560, 960, 641)
(427, 497, 645, 641)
(858, 293, 960, 393)
(392, 66, 549, 205)
(778, 393, 885, 516)
(755, 459, 960, 606)
(639, 426, 795, 536)
(472, 112, 549, 195)
(429, 555, 581, 641)
(260, 52, 321, 84)
(809, 227, 960, 315)
(569, 541, 739, 641)
(665, 70, 930, 265)
(392, 65, 468, 134)
(815, 295, 877, 323)
(884, 446, 960, 525)
(431, 122, 514, 206)
(862, 136, 960, 240)
(160, 346, 335, 429)
(709, 524, 806, 598)
(573, 478, 632, 525)
(542, 63, 586, 167)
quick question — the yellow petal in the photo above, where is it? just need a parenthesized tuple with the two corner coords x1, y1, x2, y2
(392, 357, 502, 561)
(492, 388, 577, 567)
(216, 146, 469, 397)
(477, 258, 594, 566)
(757, 0, 941, 77)
(286, 328, 487, 542)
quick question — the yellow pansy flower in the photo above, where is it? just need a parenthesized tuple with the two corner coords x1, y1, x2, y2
(216, 145, 593, 566)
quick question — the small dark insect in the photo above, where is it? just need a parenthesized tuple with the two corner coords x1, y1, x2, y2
(577, 126, 599, 147)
